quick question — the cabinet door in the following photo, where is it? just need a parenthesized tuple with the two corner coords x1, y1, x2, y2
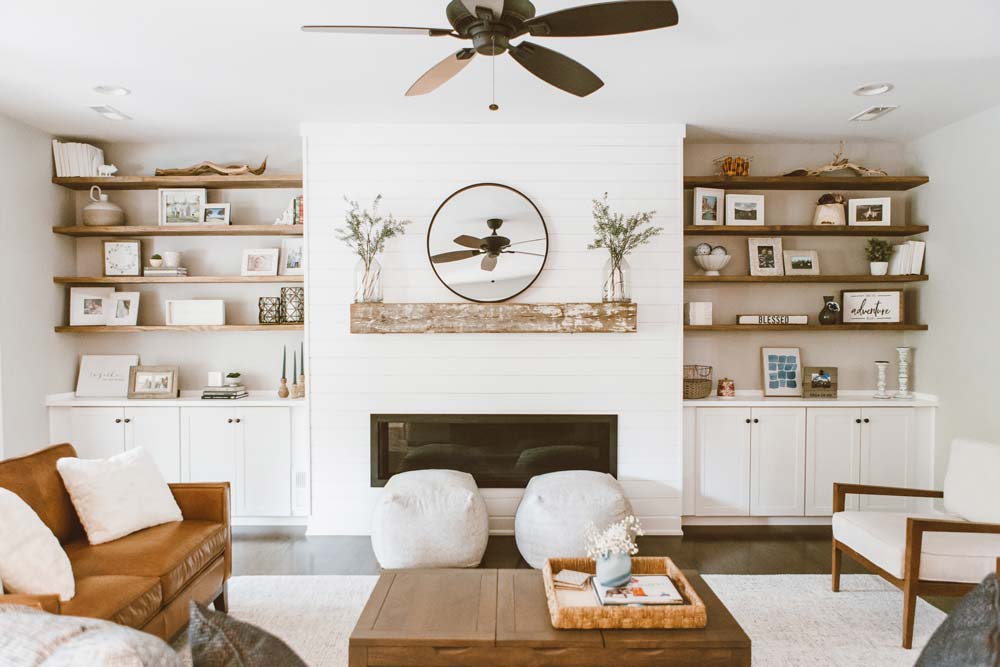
(750, 408, 806, 516)
(124, 407, 181, 483)
(860, 408, 916, 512)
(695, 408, 751, 516)
(805, 408, 861, 515)
(183, 408, 237, 494)
(237, 408, 291, 517)
(67, 408, 125, 459)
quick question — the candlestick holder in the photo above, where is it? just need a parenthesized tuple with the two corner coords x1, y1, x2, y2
(278, 378, 289, 398)
(298, 374, 306, 399)
(873, 361, 891, 399)
(894, 347, 913, 399)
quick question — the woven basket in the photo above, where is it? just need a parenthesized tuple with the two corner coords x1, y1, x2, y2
(683, 365, 713, 400)
(542, 557, 708, 630)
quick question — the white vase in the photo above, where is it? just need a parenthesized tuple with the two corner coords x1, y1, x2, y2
(870, 262, 889, 276)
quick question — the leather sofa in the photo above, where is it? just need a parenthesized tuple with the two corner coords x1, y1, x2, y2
(0, 444, 231, 641)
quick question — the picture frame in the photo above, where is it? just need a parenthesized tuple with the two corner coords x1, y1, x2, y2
(840, 289, 904, 324)
(726, 194, 765, 226)
(782, 250, 820, 276)
(158, 188, 207, 226)
(241, 248, 280, 276)
(848, 197, 891, 226)
(76, 354, 139, 397)
(202, 203, 231, 225)
(106, 292, 140, 326)
(279, 238, 304, 276)
(693, 188, 725, 225)
(803, 366, 839, 399)
(748, 237, 784, 276)
(69, 287, 114, 326)
(103, 239, 142, 276)
(128, 365, 179, 399)
(761, 346, 803, 397)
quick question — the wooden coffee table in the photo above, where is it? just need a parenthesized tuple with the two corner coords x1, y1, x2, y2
(350, 568, 750, 666)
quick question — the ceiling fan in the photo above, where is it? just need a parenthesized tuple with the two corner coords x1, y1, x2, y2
(431, 218, 545, 272)
(302, 0, 679, 99)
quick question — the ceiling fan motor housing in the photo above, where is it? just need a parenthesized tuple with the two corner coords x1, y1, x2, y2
(447, 0, 537, 55)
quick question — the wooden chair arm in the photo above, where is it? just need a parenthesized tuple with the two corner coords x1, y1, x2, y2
(0, 594, 60, 614)
(833, 483, 944, 513)
(905, 518, 1000, 584)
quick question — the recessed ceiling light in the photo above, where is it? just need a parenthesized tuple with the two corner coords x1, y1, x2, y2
(92, 85, 131, 96)
(849, 105, 899, 122)
(853, 82, 893, 96)
(88, 104, 132, 121)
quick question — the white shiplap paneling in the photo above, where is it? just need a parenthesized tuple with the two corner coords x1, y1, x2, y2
(303, 123, 685, 535)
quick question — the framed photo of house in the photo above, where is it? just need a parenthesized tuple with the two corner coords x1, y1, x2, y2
(783, 250, 820, 276)
(748, 237, 784, 276)
(241, 248, 280, 276)
(848, 197, 891, 226)
(803, 366, 838, 399)
(693, 188, 725, 225)
(158, 188, 207, 226)
(103, 239, 142, 276)
(128, 365, 179, 399)
(69, 287, 115, 326)
(726, 194, 765, 226)
(761, 346, 803, 397)
(840, 289, 904, 323)
(106, 292, 140, 326)
(76, 354, 139, 397)
(279, 238, 304, 276)
(202, 203, 231, 225)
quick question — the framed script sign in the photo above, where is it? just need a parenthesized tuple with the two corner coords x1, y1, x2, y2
(840, 290, 904, 324)
(75, 354, 139, 397)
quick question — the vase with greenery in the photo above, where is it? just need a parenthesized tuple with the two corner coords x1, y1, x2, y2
(586, 515, 644, 587)
(588, 193, 662, 302)
(335, 195, 410, 303)
(865, 238, 892, 276)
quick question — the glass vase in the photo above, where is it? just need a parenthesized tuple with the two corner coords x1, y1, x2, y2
(602, 256, 631, 303)
(595, 552, 632, 588)
(355, 257, 383, 303)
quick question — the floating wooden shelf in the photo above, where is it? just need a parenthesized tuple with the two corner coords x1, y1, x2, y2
(54, 275, 303, 285)
(351, 302, 637, 334)
(683, 176, 928, 191)
(685, 274, 928, 284)
(684, 225, 928, 237)
(685, 324, 928, 332)
(52, 174, 303, 190)
(52, 225, 302, 237)
(55, 324, 303, 333)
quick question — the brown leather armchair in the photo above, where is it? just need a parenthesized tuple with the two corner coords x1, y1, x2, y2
(0, 444, 232, 641)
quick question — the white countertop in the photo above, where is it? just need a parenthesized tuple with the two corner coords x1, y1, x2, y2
(683, 390, 938, 408)
(46, 392, 307, 408)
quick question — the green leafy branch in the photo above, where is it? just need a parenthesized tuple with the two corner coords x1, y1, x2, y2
(587, 193, 662, 267)
(335, 195, 410, 269)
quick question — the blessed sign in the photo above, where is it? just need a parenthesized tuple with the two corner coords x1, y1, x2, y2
(840, 290, 903, 324)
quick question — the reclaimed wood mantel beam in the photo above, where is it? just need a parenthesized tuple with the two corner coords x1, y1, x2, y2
(350, 303, 638, 334)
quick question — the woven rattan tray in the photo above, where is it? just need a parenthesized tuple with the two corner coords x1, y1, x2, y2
(542, 557, 708, 630)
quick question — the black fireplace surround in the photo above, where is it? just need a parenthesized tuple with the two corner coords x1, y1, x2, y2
(371, 414, 617, 488)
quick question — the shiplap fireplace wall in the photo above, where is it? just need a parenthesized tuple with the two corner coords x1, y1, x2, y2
(302, 123, 685, 535)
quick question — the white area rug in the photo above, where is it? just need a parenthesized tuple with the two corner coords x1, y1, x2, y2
(176, 574, 946, 666)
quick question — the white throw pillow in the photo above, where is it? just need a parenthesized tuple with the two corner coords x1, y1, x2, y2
(943, 438, 1000, 524)
(57, 448, 182, 545)
(0, 488, 75, 601)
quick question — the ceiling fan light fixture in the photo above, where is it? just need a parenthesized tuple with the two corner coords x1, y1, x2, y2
(88, 104, 132, 121)
(849, 105, 899, 122)
(92, 85, 131, 96)
(853, 82, 893, 96)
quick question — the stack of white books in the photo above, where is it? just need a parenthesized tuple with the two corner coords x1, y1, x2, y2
(685, 302, 713, 326)
(51, 140, 104, 177)
(143, 267, 188, 277)
(888, 241, 926, 276)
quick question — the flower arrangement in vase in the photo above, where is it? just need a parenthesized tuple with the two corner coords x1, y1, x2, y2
(588, 194, 662, 302)
(335, 195, 410, 303)
(586, 515, 644, 587)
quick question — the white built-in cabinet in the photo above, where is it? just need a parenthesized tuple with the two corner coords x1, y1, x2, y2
(60, 407, 181, 482)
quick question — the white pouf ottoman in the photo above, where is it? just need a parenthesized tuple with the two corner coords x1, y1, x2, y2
(514, 470, 633, 569)
(371, 469, 489, 569)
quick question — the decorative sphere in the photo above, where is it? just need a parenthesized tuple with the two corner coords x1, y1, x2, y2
(710, 245, 728, 256)
(694, 243, 713, 256)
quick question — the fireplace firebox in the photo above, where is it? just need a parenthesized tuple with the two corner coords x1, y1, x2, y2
(370, 414, 617, 488)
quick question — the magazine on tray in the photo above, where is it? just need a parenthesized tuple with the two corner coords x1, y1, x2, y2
(592, 575, 685, 606)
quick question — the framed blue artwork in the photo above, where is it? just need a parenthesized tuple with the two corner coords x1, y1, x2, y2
(761, 346, 803, 397)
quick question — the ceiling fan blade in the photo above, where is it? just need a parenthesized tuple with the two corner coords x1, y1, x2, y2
(406, 49, 477, 96)
(460, 0, 504, 20)
(454, 235, 485, 249)
(505, 237, 546, 247)
(502, 250, 545, 256)
(522, 1, 678, 37)
(508, 42, 604, 97)
(481, 254, 499, 272)
(301, 25, 455, 37)
(431, 250, 480, 263)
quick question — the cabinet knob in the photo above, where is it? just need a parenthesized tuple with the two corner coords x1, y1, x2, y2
(745, 418, 751, 424)
(753, 418, 759, 424)
(227, 418, 234, 424)
(123, 418, 131, 424)
(114, 418, 122, 424)
(863, 418, 871, 424)
(855, 418, 862, 424)
(235, 418, 242, 424)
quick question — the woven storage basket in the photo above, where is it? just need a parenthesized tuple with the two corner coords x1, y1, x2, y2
(683, 365, 713, 400)
(542, 557, 708, 630)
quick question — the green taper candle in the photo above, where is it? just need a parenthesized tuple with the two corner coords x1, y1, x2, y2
(281, 345, 286, 378)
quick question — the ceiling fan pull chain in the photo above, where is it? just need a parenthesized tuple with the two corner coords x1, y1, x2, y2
(489, 35, 499, 111)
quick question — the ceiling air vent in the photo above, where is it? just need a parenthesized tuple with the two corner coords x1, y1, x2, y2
(849, 105, 899, 122)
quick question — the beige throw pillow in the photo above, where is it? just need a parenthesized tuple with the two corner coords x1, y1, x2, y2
(0, 488, 75, 601)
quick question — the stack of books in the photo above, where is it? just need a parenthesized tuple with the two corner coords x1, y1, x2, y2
(52, 140, 104, 177)
(888, 241, 927, 276)
(144, 267, 188, 277)
(201, 385, 248, 400)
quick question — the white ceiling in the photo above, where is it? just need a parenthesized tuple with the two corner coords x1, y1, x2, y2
(2, 0, 999, 144)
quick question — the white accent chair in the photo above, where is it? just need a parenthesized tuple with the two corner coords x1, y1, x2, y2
(514, 470, 632, 569)
(832, 438, 1000, 648)
(371, 469, 489, 569)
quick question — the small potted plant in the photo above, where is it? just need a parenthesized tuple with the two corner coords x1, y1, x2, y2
(586, 515, 644, 587)
(588, 194, 662, 302)
(149, 253, 163, 268)
(335, 195, 410, 303)
(865, 238, 892, 276)
(225, 372, 241, 387)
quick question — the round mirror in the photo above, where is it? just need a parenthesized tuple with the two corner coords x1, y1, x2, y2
(427, 183, 548, 303)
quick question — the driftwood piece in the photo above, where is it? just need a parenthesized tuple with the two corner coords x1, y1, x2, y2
(783, 142, 887, 178)
(350, 302, 638, 334)
(155, 157, 267, 177)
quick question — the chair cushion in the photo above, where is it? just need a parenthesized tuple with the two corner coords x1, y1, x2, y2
(833, 510, 1000, 583)
(0, 444, 83, 544)
(916, 573, 1000, 667)
(943, 439, 1000, 524)
(61, 575, 162, 629)
(65, 520, 226, 602)
(0, 488, 75, 602)
(189, 601, 307, 667)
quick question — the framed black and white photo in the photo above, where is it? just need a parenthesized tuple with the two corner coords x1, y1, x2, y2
(748, 237, 784, 276)
(848, 197, 891, 226)
(241, 248, 280, 276)
(783, 250, 820, 276)
(70, 287, 114, 326)
(693, 188, 724, 225)
(279, 238, 304, 276)
(76, 354, 139, 397)
(761, 346, 802, 397)
(158, 188, 207, 226)
(202, 203, 231, 225)
(106, 292, 140, 326)
(103, 240, 142, 276)
(841, 289, 904, 323)
(803, 366, 838, 399)
(726, 194, 765, 226)
(128, 365, 179, 399)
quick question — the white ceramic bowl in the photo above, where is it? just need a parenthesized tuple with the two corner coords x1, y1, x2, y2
(694, 254, 732, 276)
